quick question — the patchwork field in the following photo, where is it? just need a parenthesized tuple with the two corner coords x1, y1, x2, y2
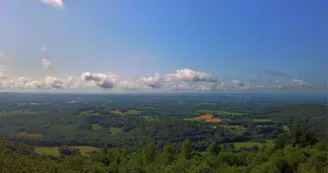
(34, 146, 99, 156)
(142, 116, 159, 121)
(0, 109, 39, 116)
(79, 110, 102, 116)
(91, 124, 102, 131)
(34, 146, 60, 156)
(71, 146, 99, 155)
(111, 109, 141, 116)
(196, 110, 244, 116)
(220, 125, 245, 135)
(18, 132, 42, 139)
(184, 113, 221, 123)
(253, 119, 273, 122)
(110, 109, 122, 115)
(110, 127, 123, 135)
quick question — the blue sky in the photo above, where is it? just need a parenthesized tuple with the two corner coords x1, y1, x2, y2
(0, 0, 326, 92)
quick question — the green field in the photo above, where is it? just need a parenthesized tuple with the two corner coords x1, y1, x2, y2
(142, 116, 159, 121)
(18, 132, 42, 139)
(71, 146, 99, 156)
(34, 147, 60, 156)
(110, 127, 123, 135)
(0, 110, 39, 116)
(253, 119, 273, 122)
(91, 124, 102, 131)
(221, 125, 245, 135)
(124, 109, 141, 115)
(79, 110, 102, 116)
(196, 110, 244, 116)
(35, 146, 99, 156)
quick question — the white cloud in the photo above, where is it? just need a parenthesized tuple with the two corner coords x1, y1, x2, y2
(165, 68, 217, 82)
(81, 72, 118, 89)
(41, 0, 64, 9)
(119, 81, 140, 90)
(138, 73, 162, 88)
(0, 52, 4, 57)
(42, 58, 53, 72)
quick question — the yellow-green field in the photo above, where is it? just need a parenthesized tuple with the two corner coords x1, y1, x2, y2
(91, 124, 102, 131)
(232, 140, 275, 149)
(196, 110, 244, 116)
(71, 146, 99, 156)
(142, 116, 159, 121)
(34, 147, 60, 156)
(110, 127, 123, 135)
(184, 113, 222, 123)
(220, 125, 245, 135)
(0, 110, 39, 116)
(253, 119, 273, 122)
(18, 132, 42, 139)
(34, 146, 99, 156)
(111, 109, 141, 116)
(79, 110, 102, 116)
(124, 109, 142, 115)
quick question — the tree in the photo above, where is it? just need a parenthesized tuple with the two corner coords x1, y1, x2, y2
(181, 139, 193, 160)
(142, 142, 156, 165)
(207, 141, 220, 156)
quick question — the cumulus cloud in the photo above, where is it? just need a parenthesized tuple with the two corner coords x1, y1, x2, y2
(138, 73, 162, 88)
(42, 58, 54, 72)
(263, 69, 289, 77)
(0, 73, 7, 80)
(81, 72, 118, 89)
(119, 81, 140, 90)
(165, 68, 217, 82)
(41, 0, 64, 9)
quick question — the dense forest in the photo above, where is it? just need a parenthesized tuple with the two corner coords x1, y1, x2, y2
(1, 124, 327, 173)
(0, 93, 327, 172)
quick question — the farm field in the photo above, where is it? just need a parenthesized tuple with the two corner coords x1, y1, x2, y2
(110, 127, 123, 135)
(196, 110, 244, 116)
(18, 132, 42, 139)
(91, 124, 102, 130)
(0, 110, 40, 116)
(184, 113, 222, 123)
(34, 146, 60, 156)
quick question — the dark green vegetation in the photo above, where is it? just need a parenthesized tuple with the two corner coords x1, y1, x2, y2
(0, 93, 327, 172)
(1, 124, 327, 173)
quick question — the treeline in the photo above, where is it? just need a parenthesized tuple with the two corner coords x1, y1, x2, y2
(1, 125, 327, 173)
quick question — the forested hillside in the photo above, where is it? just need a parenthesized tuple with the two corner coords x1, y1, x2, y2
(1, 124, 327, 173)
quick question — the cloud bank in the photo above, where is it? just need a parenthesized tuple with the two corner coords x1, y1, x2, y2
(0, 59, 318, 92)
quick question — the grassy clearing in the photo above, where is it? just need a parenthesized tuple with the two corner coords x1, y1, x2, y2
(124, 109, 141, 115)
(142, 116, 159, 121)
(71, 146, 99, 156)
(253, 119, 273, 122)
(34, 147, 60, 156)
(91, 124, 102, 131)
(282, 125, 289, 132)
(110, 109, 122, 115)
(221, 125, 245, 135)
(18, 132, 42, 139)
(0, 109, 39, 116)
(110, 127, 123, 135)
(196, 110, 244, 116)
(35, 146, 99, 156)
(79, 110, 101, 116)
(184, 113, 221, 123)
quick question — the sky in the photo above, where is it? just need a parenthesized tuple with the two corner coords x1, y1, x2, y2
(0, 0, 327, 93)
